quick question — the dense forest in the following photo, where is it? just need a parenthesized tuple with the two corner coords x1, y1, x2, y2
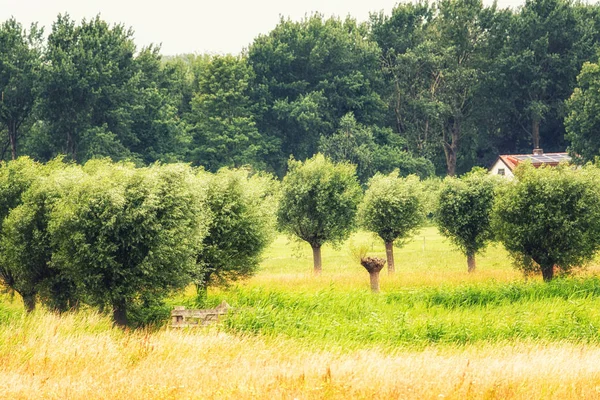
(2, 0, 600, 178)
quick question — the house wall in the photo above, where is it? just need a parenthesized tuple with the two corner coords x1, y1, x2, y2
(490, 159, 514, 178)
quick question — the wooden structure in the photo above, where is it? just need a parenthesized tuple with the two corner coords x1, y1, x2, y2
(170, 301, 231, 327)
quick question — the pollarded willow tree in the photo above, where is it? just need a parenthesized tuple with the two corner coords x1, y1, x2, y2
(195, 168, 277, 300)
(0, 157, 44, 310)
(358, 171, 424, 274)
(277, 154, 362, 275)
(435, 168, 497, 273)
(0, 160, 84, 312)
(493, 164, 600, 281)
(49, 161, 209, 326)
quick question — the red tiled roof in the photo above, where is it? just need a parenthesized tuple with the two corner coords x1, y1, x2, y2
(497, 153, 571, 171)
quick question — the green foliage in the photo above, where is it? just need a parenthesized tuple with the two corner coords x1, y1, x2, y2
(196, 168, 277, 289)
(436, 168, 497, 257)
(497, 0, 595, 152)
(37, 15, 184, 164)
(0, 161, 83, 311)
(0, 157, 44, 307)
(49, 161, 208, 325)
(358, 171, 424, 244)
(420, 176, 443, 219)
(565, 60, 600, 162)
(248, 14, 386, 172)
(187, 55, 277, 171)
(319, 113, 434, 183)
(277, 154, 362, 248)
(0, 18, 43, 159)
(492, 163, 600, 281)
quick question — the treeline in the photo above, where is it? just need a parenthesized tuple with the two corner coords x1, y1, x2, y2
(3, 0, 600, 178)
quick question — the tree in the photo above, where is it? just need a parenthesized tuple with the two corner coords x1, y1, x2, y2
(38, 14, 183, 164)
(0, 161, 83, 312)
(0, 157, 43, 310)
(248, 14, 386, 173)
(497, 0, 595, 153)
(358, 172, 424, 274)
(319, 113, 434, 183)
(493, 164, 600, 281)
(49, 161, 208, 326)
(195, 168, 277, 300)
(187, 55, 276, 171)
(436, 168, 496, 272)
(277, 154, 362, 275)
(565, 60, 600, 162)
(371, 0, 503, 176)
(0, 18, 43, 160)
(431, 0, 494, 176)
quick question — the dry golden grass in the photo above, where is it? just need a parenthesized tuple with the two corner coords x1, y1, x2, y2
(2, 309, 600, 399)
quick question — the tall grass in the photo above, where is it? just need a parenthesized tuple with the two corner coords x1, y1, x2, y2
(2, 307, 600, 399)
(3, 227, 600, 398)
(220, 277, 600, 348)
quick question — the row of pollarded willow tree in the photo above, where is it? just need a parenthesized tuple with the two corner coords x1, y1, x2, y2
(278, 154, 600, 285)
(0, 157, 277, 326)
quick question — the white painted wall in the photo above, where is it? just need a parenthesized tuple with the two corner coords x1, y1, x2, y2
(489, 159, 514, 178)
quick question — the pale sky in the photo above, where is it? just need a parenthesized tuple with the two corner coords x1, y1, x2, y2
(1, 0, 524, 56)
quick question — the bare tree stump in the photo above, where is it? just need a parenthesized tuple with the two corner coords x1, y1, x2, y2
(360, 256, 386, 293)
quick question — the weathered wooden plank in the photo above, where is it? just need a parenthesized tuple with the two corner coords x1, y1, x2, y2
(170, 301, 232, 328)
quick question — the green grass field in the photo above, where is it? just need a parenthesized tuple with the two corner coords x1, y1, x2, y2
(204, 227, 600, 350)
(3, 226, 600, 399)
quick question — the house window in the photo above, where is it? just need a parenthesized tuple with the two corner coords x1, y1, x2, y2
(498, 168, 505, 176)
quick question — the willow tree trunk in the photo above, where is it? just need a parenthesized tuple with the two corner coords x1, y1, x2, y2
(22, 293, 36, 313)
(112, 299, 128, 327)
(442, 119, 460, 177)
(532, 118, 540, 149)
(361, 257, 386, 294)
(370, 272, 380, 293)
(541, 264, 554, 282)
(467, 252, 476, 273)
(312, 245, 322, 276)
(8, 119, 17, 160)
(385, 241, 395, 275)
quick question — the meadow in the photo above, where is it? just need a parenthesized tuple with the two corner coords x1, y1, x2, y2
(3, 227, 600, 399)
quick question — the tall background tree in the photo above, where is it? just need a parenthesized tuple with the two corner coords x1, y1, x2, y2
(37, 14, 184, 164)
(0, 18, 43, 160)
(565, 59, 600, 161)
(187, 55, 276, 171)
(248, 14, 386, 175)
(496, 0, 597, 154)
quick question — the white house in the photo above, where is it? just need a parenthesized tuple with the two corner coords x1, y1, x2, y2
(489, 148, 571, 178)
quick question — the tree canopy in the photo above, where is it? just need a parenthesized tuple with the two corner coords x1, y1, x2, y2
(492, 164, 600, 281)
(436, 169, 497, 272)
(358, 171, 424, 273)
(277, 154, 362, 274)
